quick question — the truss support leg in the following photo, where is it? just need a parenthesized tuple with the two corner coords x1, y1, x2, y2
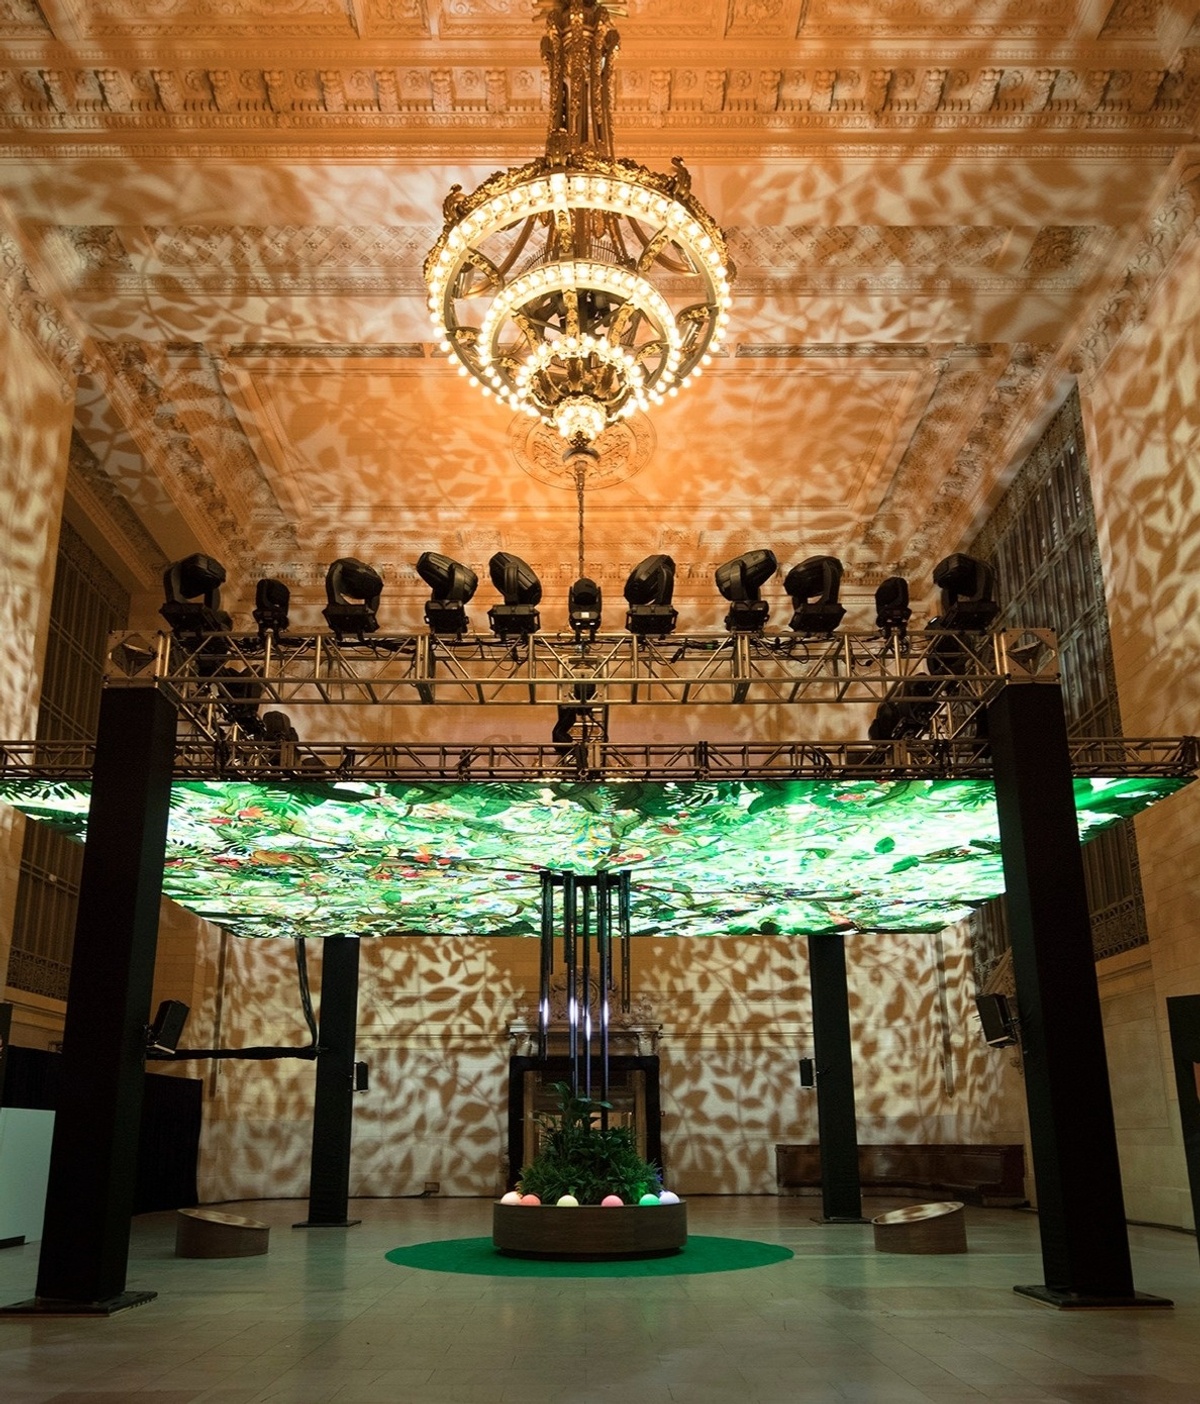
(17, 689, 177, 1313)
(988, 682, 1168, 1308)
(295, 937, 361, 1229)
(808, 932, 865, 1223)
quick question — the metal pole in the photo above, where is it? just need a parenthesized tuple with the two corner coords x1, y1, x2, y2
(563, 871, 578, 1096)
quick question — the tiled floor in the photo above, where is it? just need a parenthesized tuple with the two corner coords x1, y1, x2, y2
(0, 1197, 1198, 1404)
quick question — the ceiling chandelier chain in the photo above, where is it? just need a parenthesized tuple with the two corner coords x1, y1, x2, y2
(424, 0, 733, 450)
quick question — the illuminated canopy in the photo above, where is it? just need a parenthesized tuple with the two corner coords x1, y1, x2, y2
(0, 775, 1185, 941)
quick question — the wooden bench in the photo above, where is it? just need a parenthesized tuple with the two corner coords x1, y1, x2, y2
(175, 1208, 270, 1258)
(775, 1143, 1025, 1205)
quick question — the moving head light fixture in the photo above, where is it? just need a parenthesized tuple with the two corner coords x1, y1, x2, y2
(932, 553, 999, 630)
(715, 549, 778, 633)
(160, 554, 232, 637)
(417, 551, 478, 635)
(323, 557, 383, 640)
(624, 554, 678, 636)
(488, 552, 542, 638)
(874, 576, 911, 638)
(784, 556, 846, 635)
(568, 576, 603, 640)
(252, 577, 291, 637)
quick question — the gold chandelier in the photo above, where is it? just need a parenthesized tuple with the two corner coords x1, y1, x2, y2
(424, 0, 733, 453)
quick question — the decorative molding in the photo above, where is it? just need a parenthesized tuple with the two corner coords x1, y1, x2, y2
(1070, 161, 1200, 383)
(0, 228, 82, 397)
(509, 414, 657, 491)
(66, 429, 168, 589)
(0, 61, 1193, 133)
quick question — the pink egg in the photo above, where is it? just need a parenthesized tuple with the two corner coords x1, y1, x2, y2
(601, 1194, 624, 1207)
(519, 1193, 541, 1206)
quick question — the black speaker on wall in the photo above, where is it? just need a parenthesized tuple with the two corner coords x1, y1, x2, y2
(798, 1056, 816, 1087)
(975, 993, 1017, 1047)
(147, 1000, 190, 1056)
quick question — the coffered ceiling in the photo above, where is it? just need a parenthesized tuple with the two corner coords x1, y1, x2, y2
(2, 0, 1198, 632)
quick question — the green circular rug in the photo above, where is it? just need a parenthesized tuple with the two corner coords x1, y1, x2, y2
(385, 1235, 794, 1278)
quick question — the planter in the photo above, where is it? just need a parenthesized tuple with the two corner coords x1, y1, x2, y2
(493, 1201, 687, 1260)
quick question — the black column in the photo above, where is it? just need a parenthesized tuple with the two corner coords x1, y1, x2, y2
(1166, 996, 1200, 1267)
(296, 937, 361, 1228)
(988, 682, 1167, 1307)
(25, 688, 176, 1312)
(808, 932, 864, 1222)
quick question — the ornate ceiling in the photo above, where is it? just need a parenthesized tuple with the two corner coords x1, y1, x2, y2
(2, 0, 1198, 632)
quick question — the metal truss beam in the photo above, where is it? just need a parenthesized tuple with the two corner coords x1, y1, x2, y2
(2, 737, 1195, 784)
(103, 626, 1064, 740)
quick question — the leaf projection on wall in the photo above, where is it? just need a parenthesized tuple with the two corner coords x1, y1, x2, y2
(0, 775, 1186, 939)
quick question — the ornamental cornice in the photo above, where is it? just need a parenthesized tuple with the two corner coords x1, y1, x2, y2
(1069, 158, 1200, 382)
(0, 228, 81, 398)
(0, 58, 1194, 130)
(65, 430, 166, 591)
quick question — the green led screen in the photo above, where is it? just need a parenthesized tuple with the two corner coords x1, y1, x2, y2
(0, 774, 1185, 939)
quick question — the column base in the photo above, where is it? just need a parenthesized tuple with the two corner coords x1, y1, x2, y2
(811, 1216, 870, 1225)
(1014, 1284, 1173, 1310)
(292, 1219, 361, 1229)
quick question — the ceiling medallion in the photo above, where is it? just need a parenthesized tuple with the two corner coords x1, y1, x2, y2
(425, 0, 732, 462)
(509, 410, 656, 491)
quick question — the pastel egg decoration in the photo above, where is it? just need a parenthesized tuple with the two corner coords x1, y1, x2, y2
(500, 1190, 522, 1205)
(638, 1192, 660, 1206)
(658, 1190, 680, 1205)
(601, 1194, 624, 1207)
(519, 1193, 542, 1206)
(556, 1194, 579, 1207)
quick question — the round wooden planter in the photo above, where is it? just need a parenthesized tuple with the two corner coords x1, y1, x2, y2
(871, 1200, 967, 1255)
(493, 1202, 687, 1260)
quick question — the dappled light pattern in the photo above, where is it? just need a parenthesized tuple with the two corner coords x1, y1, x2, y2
(189, 920, 1021, 1200)
(1, 774, 1185, 939)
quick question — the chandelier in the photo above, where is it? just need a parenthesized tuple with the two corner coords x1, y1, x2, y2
(424, 0, 733, 454)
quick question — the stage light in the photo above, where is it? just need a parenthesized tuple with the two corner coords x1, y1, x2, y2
(975, 993, 1018, 1048)
(932, 553, 999, 630)
(568, 577, 603, 639)
(160, 554, 232, 637)
(487, 552, 542, 637)
(220, 667, 264, 735)
(323, 558, 383, 639)
(417, 551, 478, 635)
(624, 554, 678, 636)
(784, 556, 846, 634)
(715, 549, 777, 632)
(262, 710, 298, 743)
(252, 578, 290, 637)
(875, 576, 911, 637)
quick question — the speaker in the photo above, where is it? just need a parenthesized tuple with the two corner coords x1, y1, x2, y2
(798, 1056, 816, 1087)
(147, 1000, 190, 1055)
(975, 993, 1017, 1047)
(353, 1061, 369, 1093)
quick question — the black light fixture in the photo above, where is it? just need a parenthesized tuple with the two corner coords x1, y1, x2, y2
(568, 576, 603, 639)
(874, 576, 911, 637)
(487, 551, 542, 638)
(252, 577, 291, 637)
(784, 555, 846, 634)
(160, 554, 232, 637)
(261, 710, 298, 743)
(715, 549, 777, 632)
(931, 553, 999, 630)
(975, 993, 1018, 1048)
(146, 999, 189, 1056)
(323, 557, 383, 639)
(624, 554, 678, 636)
(417, 551, 478, 635)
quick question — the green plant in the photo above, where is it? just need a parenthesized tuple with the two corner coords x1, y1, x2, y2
(518, 1081, 660, 1206)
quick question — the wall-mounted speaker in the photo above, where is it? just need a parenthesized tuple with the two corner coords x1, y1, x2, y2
(975, 993, 1017, 1048)
(147, 999, 190, 1055)
(798, 1056, 816, 1087)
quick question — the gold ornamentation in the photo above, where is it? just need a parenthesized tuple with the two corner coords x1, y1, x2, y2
(424, 0, 732, 448)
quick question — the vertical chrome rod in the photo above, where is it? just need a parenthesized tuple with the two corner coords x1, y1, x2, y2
(538, 869, 553, 1060)
(563, 871, 578, 1096)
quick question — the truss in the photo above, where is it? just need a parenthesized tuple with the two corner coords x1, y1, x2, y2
(103, 627, 1064, 741)
(2, 736, 1194, 784)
